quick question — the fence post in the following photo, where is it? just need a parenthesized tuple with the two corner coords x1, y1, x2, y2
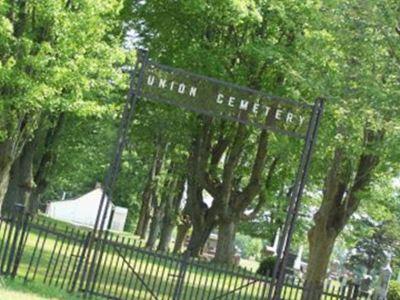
(172, 252, 190, 300)
(345, 283, 360, 300)
(352, 284, 360, 299)
(70, 231, 92, 293)
(6, 204, 26, 277)
(340, 283, 348, 300)
(11, 204, 30, 278)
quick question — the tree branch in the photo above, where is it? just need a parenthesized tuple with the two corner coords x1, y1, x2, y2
(239, 156, 279, 217)
(221, 123, 247, 187)
(346, 128, 385, 216)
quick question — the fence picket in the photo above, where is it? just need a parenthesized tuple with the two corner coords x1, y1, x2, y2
(0, 212, 369, 300)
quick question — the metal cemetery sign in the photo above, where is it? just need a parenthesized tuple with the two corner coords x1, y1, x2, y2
(142, 62, 312, 138)
(86, 50, 324, 300)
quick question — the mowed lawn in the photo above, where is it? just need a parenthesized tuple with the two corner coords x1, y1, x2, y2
(0, 217, 343, 300)
(0, 277, 82, 300)
(1, 217, 271, 300)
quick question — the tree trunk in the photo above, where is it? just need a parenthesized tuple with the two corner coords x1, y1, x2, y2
(173, 218, 190, 253)
(214, 219, 237, 265)
(134, 139, 166, 238)
(29, 113, 65, 213)
(158, 221, 174, 252)
(301, 149, 349, 300)
(302, 225, 337, 300)
(146, 206, 164, 250)
(135, 196, 152, 239)
(0, 113, 33, 213)
(302, 129, 383, 300)
(187, 219, 216, 256)
(185, 181, 217, 256)
(0, 139, 23, 212)
(0, 151, 13, 212)
(2, 164, 19, 213)
(157, 176, 186, 252)
(3, 139, 37, 213)
(182, 116, 215, 256)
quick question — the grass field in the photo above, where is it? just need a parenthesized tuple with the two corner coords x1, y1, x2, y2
(1, 216, 271, 300)
(0, 216, 347, 300)
(0, 277, 83, 300)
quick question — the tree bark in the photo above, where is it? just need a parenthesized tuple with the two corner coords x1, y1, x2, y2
(302, 224, 338, 299)
(173, 218, 190, 254)
(187, 218, 216, 256)
(29, 113, 65, 213)
(135, 197, 152, 239)
(214, 219, 237, 265)
(135, 139, 166, 238)
(3, 138, 37, 213)
(146, 205, 164, 250)
(212, 122, 271, 264)
(185, 116, 217, 256)
(135, 189, 152, 239)
(0, 142, 13, 211)
(0, 133, 29, 212)
(0, 116, 32, 212)
(158, 221, 175, 252)
(158, 177, 186, 252)
(302, 128, 384, 300)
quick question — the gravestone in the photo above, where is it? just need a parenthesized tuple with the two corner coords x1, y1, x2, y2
(340, 274, 348, 291)
(293, 245, 304, 271)
(360, 274, 373, 297)
(373, 255, 393, 300)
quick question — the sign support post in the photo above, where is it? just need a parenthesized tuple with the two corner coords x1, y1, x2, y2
(268, 98, 324, 300)
(78, 49, 324, 299)
(82, 50, 149, 297)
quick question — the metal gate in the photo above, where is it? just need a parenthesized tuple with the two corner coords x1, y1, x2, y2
(0, 206, 368, 300)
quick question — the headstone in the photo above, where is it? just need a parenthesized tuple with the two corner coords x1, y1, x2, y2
(340, 274, 348, 288)
(294, 245, 303, 271)
(340, 274, 348, 294)
(329, 259, 341, 278)
(373, 254, 393, 300)
(263, 228, 281, 257)
(360, 274, 373, 297)
(272, 228, 280, 254)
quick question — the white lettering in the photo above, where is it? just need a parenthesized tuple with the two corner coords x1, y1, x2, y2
(239, 100, 249, 110)
(170, 81, 176, 91)
(299, 116, 305, 126)
(253, 103, 260, 114)
(178, 84, 186, 94)
(275, 109, 283, 120)
(228, 97, 236, 107)
(189, 87, 197, 97)
(158, 79, 167, 88)
(265, 106, 271, 116)
(216, 94, 224, 104)
(147, 75, 155, 86)
(286, 112, 293, 123)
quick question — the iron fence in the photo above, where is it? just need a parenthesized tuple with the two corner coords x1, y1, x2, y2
(0, 209, 370, 300)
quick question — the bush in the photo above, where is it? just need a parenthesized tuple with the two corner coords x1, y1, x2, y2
(235, 234, 263, 259)
(388, 281, 400, 300)
(257, 256, 277, 277)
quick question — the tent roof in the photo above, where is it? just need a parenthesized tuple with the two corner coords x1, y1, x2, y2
(50, 188, 113, 207)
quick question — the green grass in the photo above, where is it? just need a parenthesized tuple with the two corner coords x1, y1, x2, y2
(0, 277, 83, 300)
(0, 218, 343, 300)
(8, 222, 269, 299)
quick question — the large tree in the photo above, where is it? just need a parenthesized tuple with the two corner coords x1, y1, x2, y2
(0, 0, 125, 211)
(301, 1, 400, 297)
(127, 0, 326, 264)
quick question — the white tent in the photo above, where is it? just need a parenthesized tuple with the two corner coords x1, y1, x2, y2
(46, 187, 128, 231)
